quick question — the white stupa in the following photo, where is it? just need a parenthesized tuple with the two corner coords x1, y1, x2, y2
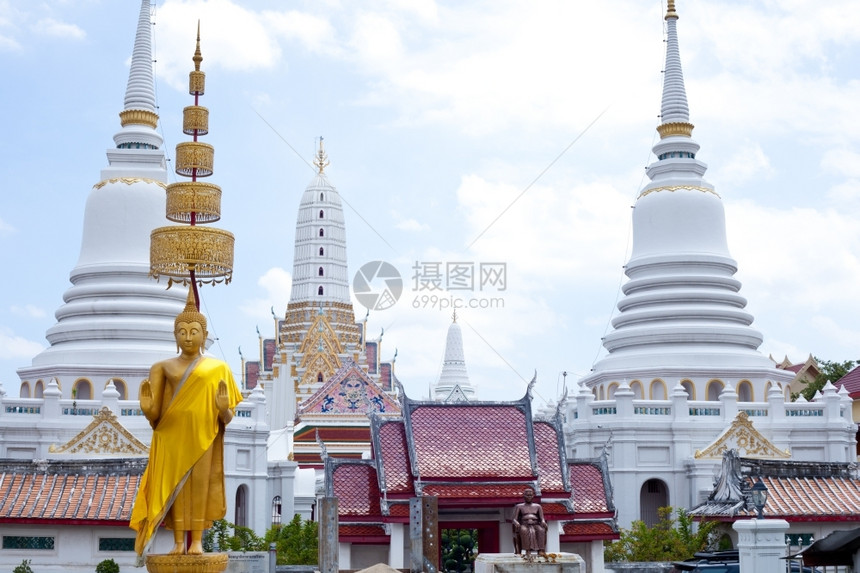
(17, 0, 185, 400)
(580, 0, 793, 398)
(433, 311, 475, 402)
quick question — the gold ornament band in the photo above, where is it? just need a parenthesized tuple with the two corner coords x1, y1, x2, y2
(119, 109, 159, 129)
(656, 121, 694, 138)
(165, 181, 222, 224)
(175, 142, 214, 177)
(150, 226, 234, 284)
(182, 105, 209, 136)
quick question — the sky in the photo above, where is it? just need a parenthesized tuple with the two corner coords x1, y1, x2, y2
(1, 0, 860, 407)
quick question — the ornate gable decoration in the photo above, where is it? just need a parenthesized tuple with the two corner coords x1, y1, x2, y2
(298, 360, 401, 416)
(694, 412, 790, 459)
(49, 407, 149, 456)
(297, 309, 345, 387)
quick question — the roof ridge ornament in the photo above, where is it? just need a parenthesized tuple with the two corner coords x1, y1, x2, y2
(314, 137, 330, 174)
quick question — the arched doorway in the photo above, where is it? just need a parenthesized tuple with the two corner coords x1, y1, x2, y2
(235, 485, 248, 527)
(639, 478, 668, 526)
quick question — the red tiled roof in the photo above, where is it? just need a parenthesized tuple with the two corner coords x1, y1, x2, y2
(421, 483, 533, 500)
(534, 422, 566, 493)
(388, 503, 410, 517)
(294, 426, 371, 443)
(410, 405, 533, 480)
(0, 461, 143, 524)
(339, 524, 387, 538)
(569, 462, 610, 514)
(540, 502, 574, 516)
(331, 463, 383, 519)
(760, 475, 860, 520)
(377, 421, 414, 495)
(836, 365, 860, 396)
(561, 520, 619, 541)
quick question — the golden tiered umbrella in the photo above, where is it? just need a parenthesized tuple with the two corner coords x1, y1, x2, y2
(151, 24, 234, 307)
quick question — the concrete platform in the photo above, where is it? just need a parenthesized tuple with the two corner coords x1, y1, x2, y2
(475, 553, 585, 573)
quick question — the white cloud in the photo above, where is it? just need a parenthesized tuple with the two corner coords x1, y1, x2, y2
(0, 34, 21, 51)
(0, 216, 15, 234)
(265, 10, 339, 55)
(238, 267, 292, 322)
(0, 328, 44, 360)
(712, 141, 773, 185)
(9, 305, 46, 319)
(156, 0, 282, 89)
(395, 218, 429, 232)
(822, 148, 860, 179)
(33, 18, 85, 40)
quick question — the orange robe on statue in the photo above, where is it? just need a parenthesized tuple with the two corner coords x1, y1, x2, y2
(130, 358, 242, 555)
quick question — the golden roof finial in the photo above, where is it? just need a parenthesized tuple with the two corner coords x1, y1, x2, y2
(666, 0, 678, 20)
(314, 137, 330, 174)
(193, 20, 203, 71)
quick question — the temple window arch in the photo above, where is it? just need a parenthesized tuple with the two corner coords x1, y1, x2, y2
(630, 380, 644, 399)
(271, 496, 282, 526)
(319, 247, 324, 256)
(319, 192, 324, 201)
(598, 385, 605, 400)
(607, 382, 619, 399)
(706, 379, 724, 402)
(784, 385, 791, 402)
(317, 372, 323, 383)
(681, 379, 695, 400)
(319, 228, 324, 237)
(73, 378, 93, 400)
(318, 267, 324, 276)
(34, 380, 45, 398)
(235, 485, 248, 527)
(737, 380, 753, 402)
(318, 286, 324, 296)
(319, 209, 324, 219)
(650, 379, 667, 400)
(19, 382, 30, 398)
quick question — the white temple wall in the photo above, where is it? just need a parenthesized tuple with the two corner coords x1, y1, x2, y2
(566, 381, 856, 529)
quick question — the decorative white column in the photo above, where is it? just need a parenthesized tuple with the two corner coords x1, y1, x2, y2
(389, 523, 405, 568)
(733, 518, 789, 573)
(546, 520, 560, 552)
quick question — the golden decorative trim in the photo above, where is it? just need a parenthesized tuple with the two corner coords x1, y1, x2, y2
(175, 142, 214, 177)
(657, 121, 694, 138)
(638, 185, 720, 199)
(119, 109, 159, 129)
(150, 226, 234, 284)
(189, 71, 206, 96)
(93, 177, 167, 190)
(145, 553, 228, 573)
(665, 0, 678, 20)
(182, 105, 209, 136)
(166, 181, 222, 223)
(694, 412, 791, 459)
(49, 406, 149, 455)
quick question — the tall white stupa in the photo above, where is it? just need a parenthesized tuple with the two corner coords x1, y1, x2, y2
(17, 0, 186, 400)
(580, 0, 793, 398)
(433, 311, 475, 402)
(267, 142, 364, 428)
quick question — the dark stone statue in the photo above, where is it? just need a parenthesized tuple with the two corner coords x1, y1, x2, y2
(512, 487, 547, 559)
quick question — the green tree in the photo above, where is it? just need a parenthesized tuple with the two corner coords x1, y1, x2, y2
(441, 528, 477, 572)
(266, 514, 318, 565)
(604, 507, 721, 563)
(203, 515, 318, 565)
(795, 358, 858, 401)
(95, 558, 120, 573)
(13, 560, 33, 573)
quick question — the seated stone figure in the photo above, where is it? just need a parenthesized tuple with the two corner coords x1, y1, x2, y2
(130, 287, 242, 556)
(512, 487, 547, 558)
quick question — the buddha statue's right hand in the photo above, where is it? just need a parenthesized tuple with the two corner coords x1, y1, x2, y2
(140, 379, 154, 419)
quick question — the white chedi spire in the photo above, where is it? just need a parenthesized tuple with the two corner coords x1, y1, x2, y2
(18, 0, 184, 391)
(434, 311, 475, 402)
(288, 140, 351, 304)
(582, 0, 791, 391)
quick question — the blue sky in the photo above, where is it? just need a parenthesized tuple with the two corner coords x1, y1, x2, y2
(2, 0, 860, 405)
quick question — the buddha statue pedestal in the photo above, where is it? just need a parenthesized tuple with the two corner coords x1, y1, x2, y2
(145, 553, 229, 573)
(475, 553, 585, 573)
